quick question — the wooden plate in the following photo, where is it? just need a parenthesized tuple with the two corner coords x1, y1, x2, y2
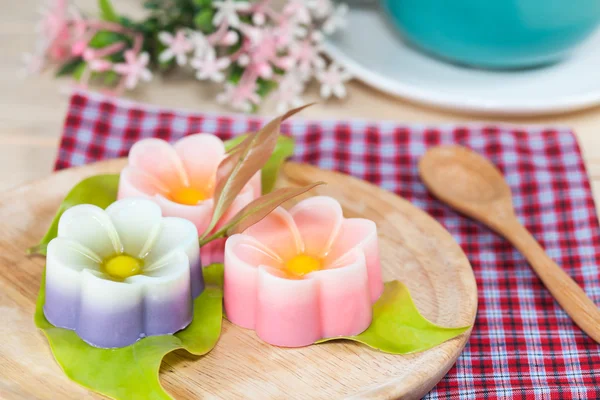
(0, 160, 477, 400)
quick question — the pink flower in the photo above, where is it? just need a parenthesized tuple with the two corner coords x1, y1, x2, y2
(252, 12, 266, 26)
(242, 28, 293, 79)
(316, 63, 352, 99)
(224, 196, 384, 347)
(220, 30, 239, 46)
(217, 82, 261, 113)
(274, 16, 308, 48)
(119, 133, 261, 233)
(322, 3, 348, 34)
(88, 59, 113, 72)
(191, 49, 231, 83)
(189, 31, 211, 58)
(288, 37, 326, 79)
(27, 0, 71, 71)
(113, 51, 153, 90)
(36, 0, 69, 48)
(213, 0, 251, 28)
(283, 0, 312, 25)
(67, 7, 88, 56)
(238, 24, 265, 46)
(118, 134, 262, 264)
(69, 7, 87, 40)
(307, 0, 334, 19)
(158, 30, 194, 66)
(83, 42, 125, 72)
(272, 72, 305, 113)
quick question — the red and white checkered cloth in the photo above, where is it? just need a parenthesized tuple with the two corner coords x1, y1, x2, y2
(56, 91, 600, 399)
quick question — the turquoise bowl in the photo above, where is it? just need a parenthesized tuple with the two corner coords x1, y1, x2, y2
(380, 0, 600, 69)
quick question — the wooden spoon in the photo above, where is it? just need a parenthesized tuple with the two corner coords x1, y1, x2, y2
(419, 145, 600, 343)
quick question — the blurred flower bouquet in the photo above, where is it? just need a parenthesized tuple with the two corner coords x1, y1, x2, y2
(26, 0, 351, 112)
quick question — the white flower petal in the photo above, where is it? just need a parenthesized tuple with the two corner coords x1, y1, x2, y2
(229, 13, 240, 27)
(126, 250, 191, 306)
(213, 11, 224, 26)
(158, 31, 174, 45)
(173, 133, 225, 189)
(176, 53, 187, 66)
(138, 52, 150, 65)
(216, 58, 231, 69)
(140, 69, 153, 82)
(144, 217, 199, 269)
(210, 72, 224, 82)
(105, 198, 163, 259)
(142, 250, 189, 278)
(333, 83, 346, 98)
(196, 71, 208, 81)
(47, 237, 103, 271)
(158, 49, 174, 63)
(58, 204, 122, 258)
(125, 75, 138, 90)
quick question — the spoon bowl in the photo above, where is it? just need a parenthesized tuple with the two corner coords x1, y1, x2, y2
(419, 145, 600, 343)
(419, 146, 514, 227)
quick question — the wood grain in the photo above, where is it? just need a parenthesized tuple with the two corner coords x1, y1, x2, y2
(419, 145, 600, 343)
(0, 159, 477, 400)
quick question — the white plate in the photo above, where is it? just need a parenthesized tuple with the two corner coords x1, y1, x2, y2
(323, 7, 600, 116)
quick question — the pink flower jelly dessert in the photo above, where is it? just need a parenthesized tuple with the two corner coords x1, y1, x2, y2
(224, 196, 383, 347)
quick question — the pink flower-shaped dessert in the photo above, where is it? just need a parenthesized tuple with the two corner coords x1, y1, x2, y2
(224, 196, 383, 347)
(118, 134, 261, 262)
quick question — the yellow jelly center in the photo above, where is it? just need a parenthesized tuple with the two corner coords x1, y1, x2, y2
(170, 187, 207, 205)
(285, 254, 322, 277)
(104, 254, 143, 280)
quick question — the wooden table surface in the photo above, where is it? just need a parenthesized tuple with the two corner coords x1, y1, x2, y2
(3, 0, 600, 211)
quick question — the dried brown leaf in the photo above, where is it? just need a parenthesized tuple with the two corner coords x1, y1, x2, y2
(227, 182, 326, 235)
(200, 104, 313, 238)
(199, 182, 325, 245)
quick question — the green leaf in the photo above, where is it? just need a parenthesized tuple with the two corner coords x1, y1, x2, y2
(72, 63, 87, 81)
(256, 79, 278, 98)
(35, 264, 223, 400)
(193, 0, 212, 7)
(143, 1, 160, 10)
(103, 71, 119, 86)
(202, 262, 224, 289)
(317, 281, 471, 354)
(89, 31, 122, 49)
(119, 16, 135, 27)
(55, 59, 84, 77)
(193, 9, 215, 32)
(27, 174, 119, 256)
(227, 64, 244, 84)
(98, 0, 119, 22)
(261, 135, 294, 194)
(224, 134, 295, 195)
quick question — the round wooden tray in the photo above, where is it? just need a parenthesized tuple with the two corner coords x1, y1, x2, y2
(0, 160, 477, 400)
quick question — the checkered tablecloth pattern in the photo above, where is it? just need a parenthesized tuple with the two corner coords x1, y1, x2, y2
(56, 91, 600, 399)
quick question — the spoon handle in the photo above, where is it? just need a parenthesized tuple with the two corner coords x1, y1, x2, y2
(502, 219, 600, 343)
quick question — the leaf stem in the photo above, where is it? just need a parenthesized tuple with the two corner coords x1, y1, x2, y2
(199, 231, 226, 247)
